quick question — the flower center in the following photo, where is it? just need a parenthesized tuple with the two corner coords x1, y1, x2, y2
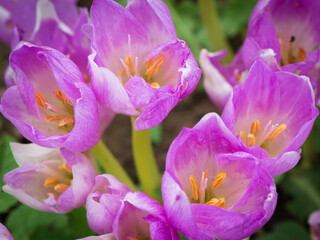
(239, 120, 287, 148)
(189, 170, 226, 208)
(120, 54, 165, 89)
(35, 90, 75, 130)
(42, 162, 73, 200)
(279, 35, 306, 66)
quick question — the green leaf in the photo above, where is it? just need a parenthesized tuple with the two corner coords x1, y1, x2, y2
(6, 205, 68, 240)
(257, 221, 309, 240)
(0, 134, 18, 187)
(150, 124, 163, 145)
(0, 192, 17, 213)
(65, 207, 95, 238)
(280, 168, 320, 221)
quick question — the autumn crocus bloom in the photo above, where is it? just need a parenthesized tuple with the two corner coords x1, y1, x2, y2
(162, 113, 277, 240)
(0, 223, 14, 240)
(200, 0, 320, 109)
(222, 60, 318, 176)
(0, 42, 100, 152)
(89, 0, 201, 130)
(309, 210, 320, 240)
(3, 143, 97, 213)
(85, 174, 179, 240)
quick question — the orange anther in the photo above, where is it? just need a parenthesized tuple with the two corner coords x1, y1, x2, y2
(45, 116, 62, 122)
(125, 56, 133, 69)
(267, 124, 287, 141)
(145, 55, 165, 80)
(54, 90, 71, 105)
(246, 134, 256, 147)
(189, 175, 199, 200)
(44, 177, 58, 187)
(54, 183, 69, 193)
(239, 131, 245, 141)
(203, 170, 210, 180)
(299, 48, 306, 62)
(206, 197, 225, 208)
(58, 162, 72, 173)
(150, 82, 160, 88)
(235, 72, 241, 82)
(47, 192, 59, 200)
(145, 57, 153, 69)
(58, 117, 74, 127)
(35, 91, 48, 108)
(250, 120, 261, 135)
(211, 172, 226, 189)
(121, 67, 127, 77)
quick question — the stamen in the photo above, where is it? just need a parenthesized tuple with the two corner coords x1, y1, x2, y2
(35, 91, 48, 108)
(44, 177, 59, 187)
(45, 116, 62, 122)
(267, 124, 286, 141)
(211, 172, 226, 189)
(54, 183, 69, 193)
(58, 162, 72, 173)
(58, 117, 74, 127)
(239, 131, 245, 141)
(189, 175, 199, 200)
(145, 55, 166, 81)
(235, 72, 241, 82)
(145, 57, 153, 69)
(299, 48, 306, 62)
(125, 56, 133, 70)
(150, 82, 160, 88)
(47, 192, 58, 200)
(246, 134, 256, 147)
(206, 197, 225, 208)
(54, 90, 71, 105)
(250, 120, 261, 135)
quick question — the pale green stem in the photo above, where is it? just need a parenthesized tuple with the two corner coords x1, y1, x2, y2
(198, 0, 234, 64)
(131, 117, 161, 200)
(91, 140, 137, 191)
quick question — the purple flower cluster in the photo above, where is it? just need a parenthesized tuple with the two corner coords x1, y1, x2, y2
(0, 0, 318, 239)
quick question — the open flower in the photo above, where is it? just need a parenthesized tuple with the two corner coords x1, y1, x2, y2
(3, 143, 97, 213)
(89, 0, 201, 130)
(0, 42, 100, 152)
(222, 60, 318, 176)
(201, 0, 320, 109)
(162, 113, 277, 240)
(85, 174, 179, 240)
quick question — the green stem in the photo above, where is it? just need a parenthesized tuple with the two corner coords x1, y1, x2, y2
(91, 140, 137, 191)
(198, 0, 234, 64)
(131, 118, 161, 200)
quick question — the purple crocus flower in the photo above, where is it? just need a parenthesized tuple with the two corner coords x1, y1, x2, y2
(201, 0, 320, 109)
(309, 210, 320, 240)
(89, 0, 201, 130)
(162, 113, 277, 240)
(222, 60, 319, 176)
(0, 42, 100, 152)
(85, 174, 179, 240)
(1, 0, 91, 86)
(0, 223, 14, 240)
(3, 143, 97, 213)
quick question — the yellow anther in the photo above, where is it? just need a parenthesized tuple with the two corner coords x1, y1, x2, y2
(211, 172, 226, 189)
(121, 67, 127, 77)
(206, 197, 225, 208)
(145, 55, 166, 80)
(267, 124, 287, 141)
(54, 183, 69, 193)
(124, 56, 133, 69)
(145, 57, 153, 69)
(45, 116, 62, 122)
(35, 91, 48, 108)
(47, 192, 59, 200)
(150, 82, 160, 88)
(239, 131, 245, 141)
(58, 162, 72, 173)
(43, 177, 58, 187)
(54, 90, 71, 105)
(58, 117, 74, 127)
(250, 120, 261, 135)
(235, 72, 241, 82)
(299, 48, 306, 62)
(189, 175, 199, 200)
(246, 134, 256, 147)
(203, 170, 210, 180)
